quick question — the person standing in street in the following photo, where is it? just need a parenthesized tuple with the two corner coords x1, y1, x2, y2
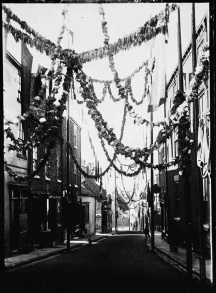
(144, 224, 151, 243)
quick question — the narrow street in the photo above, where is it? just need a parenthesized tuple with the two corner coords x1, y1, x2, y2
(1, 233, 205, 293)
(2, 3, 215, 290)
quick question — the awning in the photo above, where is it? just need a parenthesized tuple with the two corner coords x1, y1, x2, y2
(81, 184, 94, 196)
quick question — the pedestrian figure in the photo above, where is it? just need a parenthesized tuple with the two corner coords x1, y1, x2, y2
(144, 225, 150, 241)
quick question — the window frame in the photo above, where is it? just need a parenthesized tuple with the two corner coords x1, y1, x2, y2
(33, 146, 38, 172)
(44, 148, 50, 180)
(74, 123, 77, 148)
(73, 165, 77, 186)
(85, 204, 89, 223)
(17, 120, 26, 157)
(57, 154, 62, 182)
(17, 71, 21, 103)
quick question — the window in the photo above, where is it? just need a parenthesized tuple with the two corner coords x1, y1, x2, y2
(85, 204, 89, 223)
(173, 80, 177, 98)
(203, 176, 209, 201)
(33, 147, 38, 172)
(44, 148, 50, 180)
(175, 140, 179, 157)
(57, 154, 62, 181)
(172, 131, 175, 158)
(20, 191, 28, 214)
(183, 73, 187, 93)
(203, 176, 210, 225)
(40, 198, 50, 231)
(74, 165, 77, 185)
(190, 102, 194, 133)
(197, 39, 204, 62)
(17, 71, 21, 103)
(11, 189, 28, 215)
(74, 123, 77, 148)
(168, 137, 173, 162)
(45, 161, 50, 179)
(17, 120, 26, 156)
(171, 128, 178, 157)
(175, 182, 180, 218)
(45, 78, 52, 98)
(18, 120, 24, 141)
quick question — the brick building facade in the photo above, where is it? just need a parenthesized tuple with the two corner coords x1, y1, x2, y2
(158, 13, 211, 258)
(3, 37, 82, 255)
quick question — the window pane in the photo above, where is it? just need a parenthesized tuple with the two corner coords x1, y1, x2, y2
(74, 124, 77, 147)
(33, 147, 38, 171)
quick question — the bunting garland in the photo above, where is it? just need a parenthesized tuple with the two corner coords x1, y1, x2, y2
(4, 11, 74, 182)
(188, 43, 209, 102)
(100, 137, 144, 177)
(3, 4, 55, 45)
(85, 59, 149, 84)
(79, 3, 177, 64)
(2, 21, 55, 55)
(125, 97, 165, 127)
(3, 5, 209, 183)
(2, 4, 177, 65)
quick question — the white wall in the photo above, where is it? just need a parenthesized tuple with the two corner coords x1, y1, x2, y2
(4, 55, 28, 175)
(82, 195, 95, 236)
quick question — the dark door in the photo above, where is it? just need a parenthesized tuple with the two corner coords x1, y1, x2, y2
(81, 205, 85, 231)
(10, 189, 29, 251)
(11, 190, 20, 251)
(19, 190, 29, 249)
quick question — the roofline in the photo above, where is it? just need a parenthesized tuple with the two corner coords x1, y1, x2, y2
(166, 12, 208, 90)
(6, 51, 21, 70)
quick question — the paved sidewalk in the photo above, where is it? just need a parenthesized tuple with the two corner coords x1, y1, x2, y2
(148, 231, 212, 285)
(5, 233, 110, 271)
